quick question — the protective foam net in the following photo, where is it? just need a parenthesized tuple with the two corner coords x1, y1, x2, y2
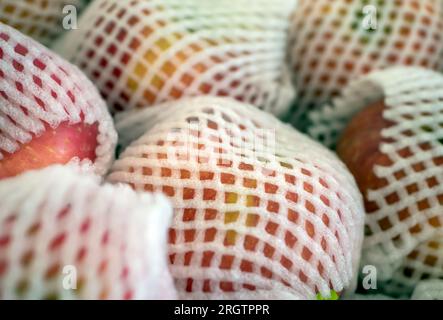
(107, 96, 365, 300)
(0, 22, 117, 176)
(288, 0, 443, 131)
(314, 67, 443, 295)
(0, 164, 176, 300)
(54, 0, 296, 116)
(411, 279, 443, 299)
(0, 0, 89, 46)
(384, 235, 443, 297)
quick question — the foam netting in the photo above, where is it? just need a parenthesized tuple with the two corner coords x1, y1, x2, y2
(107, 96, 365, 300)
(411, 279, 443, 299)
(54, 0, 296, 116)
(383, 235, 443, 297)
(0, 165, 176, 300)
(0, 22, 117, 176)
(0, 0, 90, 46)
(310, 67, 443, 296)
(288, 0, 443, 131)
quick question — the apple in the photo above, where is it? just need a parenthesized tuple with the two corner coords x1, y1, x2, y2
(0, 0, 89, 46)
(54, 0, 296, 116)
(337, 100, 443, 234)
(0, 122, 98, 179)
(0, 0, 90, 46)
(337, 98, 443, 297)
(0, 165, 176, 300)
(336, 100, 393, 206)
(107, 96, 365, 300)
(289, 0, 443, 129)
(0, 22, 117, 178)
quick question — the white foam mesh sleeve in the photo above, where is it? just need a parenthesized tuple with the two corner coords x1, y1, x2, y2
(0, 22, 117, 175)
(382, 235, 443, 297)
(0, 165, 176, 300)
(411, 279, 443, 299)
(54, 0, 296, 116)
(0, 0, 89, 46)
(288, 0, 443, 130)
(308, 67, 443, 289)
(107, 96, 365, 300)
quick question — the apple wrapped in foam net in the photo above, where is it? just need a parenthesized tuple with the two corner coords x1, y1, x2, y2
(0, 0, 90, 46)
(0, 165, 176, 300)
(327, 67, 443, 297)
(108, 96, 365, 299)
(54, 0, 296, 116)
(0, 22, 117, 179)
(288, 0, 443, 132)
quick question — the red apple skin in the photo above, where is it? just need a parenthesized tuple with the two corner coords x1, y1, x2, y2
(337, 100, 443, 233)
(0, 122, 99, 179)
(337, 101, 398, 233)
(136, 156, 335, 295)
(337, 101, 393, 194)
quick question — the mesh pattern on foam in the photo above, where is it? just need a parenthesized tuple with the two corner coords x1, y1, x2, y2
(107, 96, 365, 300)
(383, 236, 443, 297)
(311, 67, 443, 287)
(55, 0, 296, 116)
(411, 279, 443, 299)
(0, 165, 176, 300)
(289, 0, 443, 130)
(0, 0, 89, 46)
(0, 22, 117, 175)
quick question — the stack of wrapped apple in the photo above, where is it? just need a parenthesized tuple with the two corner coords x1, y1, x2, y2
(0, 0, 442, 300)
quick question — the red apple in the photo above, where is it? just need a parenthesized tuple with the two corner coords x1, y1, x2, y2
(0, 122, 98, 179)
(337, 97, 443, 297)
(108, 96, 364, 300)
(0, 22, 116, 178)
(0, 0, 89, 46)
(337, 100, 443, 234)
(289, 0, 443, 129)
(337, 101, 393, 203)
(55, 0, 296, 116)
(319, 65, 443, 298)
(0, 165, 176, 300)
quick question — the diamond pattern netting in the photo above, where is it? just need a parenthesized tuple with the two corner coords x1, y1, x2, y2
(411, 279, 443, 299)
(0, 165, 176, 300)
(0, 22, 117, 176)
(54, 0, 296, 116)
(107, 96, 365, 299)
(383, 235, 443, 297)
(288, 0, 443, 132)
(0, 0, 89, 46)
(317, 67, 443, 295)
